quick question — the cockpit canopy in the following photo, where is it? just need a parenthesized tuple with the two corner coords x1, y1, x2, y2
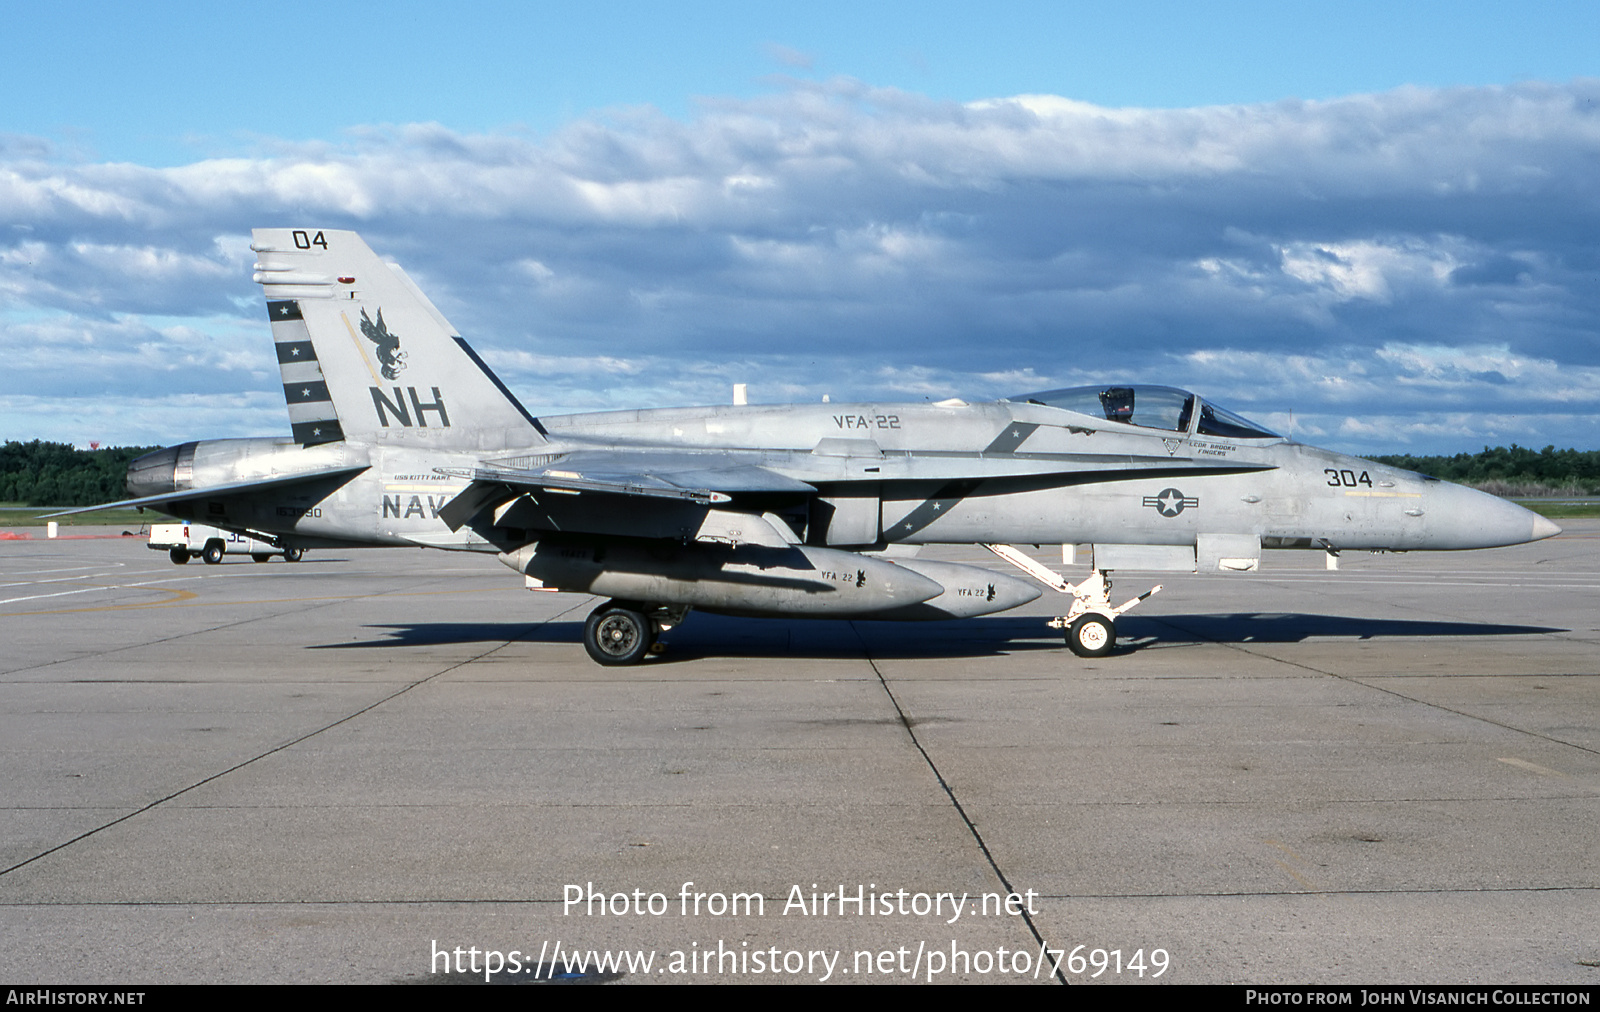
(1008, 384, 1280, 440)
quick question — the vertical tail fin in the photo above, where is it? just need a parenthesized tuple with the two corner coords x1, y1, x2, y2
(251, 228, 546, 450)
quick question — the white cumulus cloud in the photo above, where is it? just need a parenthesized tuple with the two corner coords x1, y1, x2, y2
(4, 78, 1600, 452)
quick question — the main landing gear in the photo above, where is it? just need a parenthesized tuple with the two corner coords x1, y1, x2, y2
(982, 545, 1162, 658)
(582, 600, 688, 666)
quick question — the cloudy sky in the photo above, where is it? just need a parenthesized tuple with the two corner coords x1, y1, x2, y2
(4, 1, 1599, 454)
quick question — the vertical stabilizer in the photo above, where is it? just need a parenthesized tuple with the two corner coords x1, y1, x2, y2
(251, 228, 546, 450)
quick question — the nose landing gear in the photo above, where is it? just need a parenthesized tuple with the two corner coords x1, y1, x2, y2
(983, 545, 1162, 658)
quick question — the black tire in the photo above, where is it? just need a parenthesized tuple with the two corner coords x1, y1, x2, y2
(169, 547, 190, 565)
(251, 553, 272, 563)
(283, 548, 304, 562)
(1066, 614, 1115, 658)
(202, 542, 225, 565)
(583, 603, 655, 666)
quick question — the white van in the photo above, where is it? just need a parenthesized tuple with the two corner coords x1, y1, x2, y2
(149, 523, 304, 565)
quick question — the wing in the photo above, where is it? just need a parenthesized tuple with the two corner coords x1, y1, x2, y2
(435, 446, 1273, 544)
(435, 453, 814, 546)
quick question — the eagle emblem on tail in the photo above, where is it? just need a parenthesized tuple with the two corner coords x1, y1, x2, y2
(360, 308, 407, 380)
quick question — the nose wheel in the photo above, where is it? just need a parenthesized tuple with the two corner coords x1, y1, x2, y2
(1065, 613, 1115, 658)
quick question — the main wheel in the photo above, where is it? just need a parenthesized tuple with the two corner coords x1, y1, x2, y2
(251, 553, 271, 563)
(202, 542, 225, 565)
(169, 547, 190, 564)
(583, 603, 655, 666)
(1066, 614, 1115, 658)
(283, 548, 304, 562)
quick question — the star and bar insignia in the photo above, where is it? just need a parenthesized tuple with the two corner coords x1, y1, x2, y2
(1142, 488, 1199, 517)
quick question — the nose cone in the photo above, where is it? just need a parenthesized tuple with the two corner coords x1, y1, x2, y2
(1427, 483, 1563, 549)
(1531, 514, 1562, 542)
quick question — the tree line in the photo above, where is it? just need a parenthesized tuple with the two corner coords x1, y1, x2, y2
(1, 441, 159, 507)
(1371, 444, 1600, 495)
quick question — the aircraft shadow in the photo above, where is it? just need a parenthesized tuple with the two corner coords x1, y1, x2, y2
(310, 621, 581, 649)
(310, 617, 1055, 659)
(310, 612, 1564, 661)
(1125, 612, 1563, 646)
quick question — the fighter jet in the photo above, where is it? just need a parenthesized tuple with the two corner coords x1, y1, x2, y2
(62, 229, 1561, 664)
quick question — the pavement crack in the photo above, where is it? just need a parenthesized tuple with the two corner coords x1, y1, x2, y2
(850, 622, 1068, 985)
(1145, 615, 1600, 758)
(0, 595, 349, 677)
(0, 600, 587, 881)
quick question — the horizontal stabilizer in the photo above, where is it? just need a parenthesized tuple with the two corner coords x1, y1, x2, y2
(40, 465, 369, 518)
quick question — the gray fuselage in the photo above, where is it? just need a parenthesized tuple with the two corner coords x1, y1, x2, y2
(131, 397, 1549, 558)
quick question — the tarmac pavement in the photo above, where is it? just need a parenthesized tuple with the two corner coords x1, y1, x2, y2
(2, 523, 1596, 984)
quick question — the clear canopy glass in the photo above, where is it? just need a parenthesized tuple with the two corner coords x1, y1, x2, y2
(1008, 384, 1279, 439)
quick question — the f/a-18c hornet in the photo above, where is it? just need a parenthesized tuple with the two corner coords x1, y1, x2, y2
(57, 229, 1561, 664)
